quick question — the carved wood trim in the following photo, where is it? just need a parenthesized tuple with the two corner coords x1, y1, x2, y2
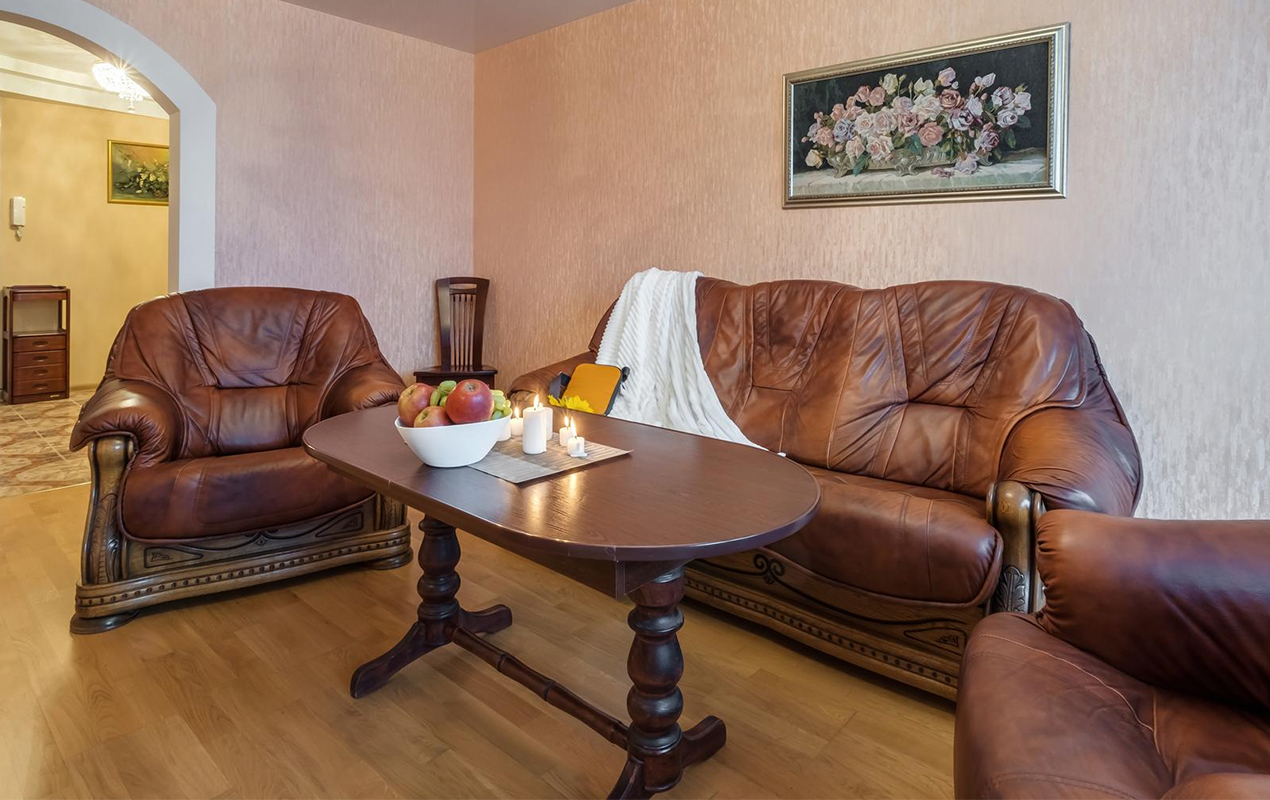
(690, 571, 955, 700)
(379, 494, 406, 529)
(75, 526, 411, 617)
(987, 480, 1046, 613)
(991, 565, 1028, 614)
(80, 436, 132, 586)
(685, 554, 976, 700)
(706, 552, 974, 651)
(125, 499, 377, 575)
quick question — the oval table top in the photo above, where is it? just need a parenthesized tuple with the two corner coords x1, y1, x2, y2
(303, 404, 820, 564)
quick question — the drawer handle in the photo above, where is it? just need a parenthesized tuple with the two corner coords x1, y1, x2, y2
(32, 355, 48, 362)
(32, 369, 48, 376)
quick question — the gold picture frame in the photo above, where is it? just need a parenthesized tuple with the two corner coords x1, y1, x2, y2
(784, 23, 1069, 208)
(107, 139, 169, 205)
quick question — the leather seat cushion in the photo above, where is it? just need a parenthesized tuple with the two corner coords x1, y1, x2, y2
(767, 466, 1000, 605)
(122, 447, 373, 540)
(955, 614, 1270, 799)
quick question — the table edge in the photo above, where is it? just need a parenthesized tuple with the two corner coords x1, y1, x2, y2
(302, 413, 822, 564)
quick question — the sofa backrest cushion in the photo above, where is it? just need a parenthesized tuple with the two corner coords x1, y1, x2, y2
(104, 287, 390, 458)
(695, 278, 1098, 499)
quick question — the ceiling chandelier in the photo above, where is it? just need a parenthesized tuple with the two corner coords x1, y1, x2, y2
(91, 62, 150, 112)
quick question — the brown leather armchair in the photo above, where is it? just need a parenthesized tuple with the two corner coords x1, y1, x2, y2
(68, 287, 412, 633)
(512, 278, 1141, 697)
(956, 510, 1270, 798)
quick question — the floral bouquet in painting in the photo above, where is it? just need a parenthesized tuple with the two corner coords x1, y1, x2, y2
(801, 68, 1032, 178)
(108, 141, 169, 205)
(113, 160, 169, 199)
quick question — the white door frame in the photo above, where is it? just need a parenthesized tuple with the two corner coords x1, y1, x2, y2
(0, 0, 215, 291)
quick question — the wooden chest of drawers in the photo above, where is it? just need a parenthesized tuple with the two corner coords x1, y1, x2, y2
(2, 286, 70, 404)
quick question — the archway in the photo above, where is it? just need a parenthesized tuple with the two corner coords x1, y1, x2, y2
(0, 0, 214, 291)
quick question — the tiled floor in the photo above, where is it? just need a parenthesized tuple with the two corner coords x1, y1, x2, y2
(0, 389, 94, 498)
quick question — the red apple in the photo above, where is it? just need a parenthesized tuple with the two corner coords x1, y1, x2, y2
(413, 405, 452, 427)
(397, 382, 436, 427)
(443, 379, 493, 424)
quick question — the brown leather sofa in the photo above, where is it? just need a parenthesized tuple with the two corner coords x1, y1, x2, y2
(68, 287, 412, 633)
(512, 278, 1141, 697)
(956, 510, 1270, 798)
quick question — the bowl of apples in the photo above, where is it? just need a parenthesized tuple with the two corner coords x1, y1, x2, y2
(395, 379, 512, 468)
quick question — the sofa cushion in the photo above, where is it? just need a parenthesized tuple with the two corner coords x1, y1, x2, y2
(956, 613, 1270, 799)
(122, 446, 373, 540)
(767, 466, 1000, 605)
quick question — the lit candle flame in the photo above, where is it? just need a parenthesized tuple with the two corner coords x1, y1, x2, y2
(533, 394, 540, 409)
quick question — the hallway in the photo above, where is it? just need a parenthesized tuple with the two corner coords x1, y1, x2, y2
(0, 391, 91, 497)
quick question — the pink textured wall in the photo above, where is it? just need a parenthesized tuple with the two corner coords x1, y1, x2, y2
(474, 0, 1270, 520)
(86, 0, 473, 377)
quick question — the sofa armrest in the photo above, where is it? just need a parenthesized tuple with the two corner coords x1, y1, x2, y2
(997, 405, 1141, 516)
(1037, 509, 1270, 711)
(322, 361, 404, 419)
(69, 378, 181, 468)
(508, 351, 596, 404)
(985, 480, 1045, 614)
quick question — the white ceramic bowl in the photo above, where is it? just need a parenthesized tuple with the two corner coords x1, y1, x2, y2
(394, 415, 509, 468)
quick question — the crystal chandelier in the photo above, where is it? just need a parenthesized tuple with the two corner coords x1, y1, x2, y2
(92, 62, 150, 112)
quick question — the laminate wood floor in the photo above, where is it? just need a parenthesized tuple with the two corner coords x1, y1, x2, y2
(0, 485, 955, 799)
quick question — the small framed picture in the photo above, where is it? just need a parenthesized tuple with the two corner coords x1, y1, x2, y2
(107, 139, 169, 205)
(785, 23, 1069, 208)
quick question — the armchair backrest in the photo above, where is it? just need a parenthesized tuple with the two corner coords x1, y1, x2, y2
(103, 287, 392, 458)
(691, 278, 1129, 500)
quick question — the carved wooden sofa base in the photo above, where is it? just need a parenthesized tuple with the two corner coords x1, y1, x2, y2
(685, 554, 977, 699)
(71, 436, 412, 634)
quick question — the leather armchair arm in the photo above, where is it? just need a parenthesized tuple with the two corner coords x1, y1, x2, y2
(997, 405, 1141, 516)
(69, 378, 181, 468)
(322, 361, 404, 419)
(508, 351, 596, 404)
(1037, 510, 1270, 711)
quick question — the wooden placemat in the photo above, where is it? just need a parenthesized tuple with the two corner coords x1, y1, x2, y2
(468, 437, 630, 484)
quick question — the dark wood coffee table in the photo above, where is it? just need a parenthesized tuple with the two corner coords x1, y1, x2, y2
(302, 404, 819, 798)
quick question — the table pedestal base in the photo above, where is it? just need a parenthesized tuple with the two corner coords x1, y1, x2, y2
(350, 516, 726, 799)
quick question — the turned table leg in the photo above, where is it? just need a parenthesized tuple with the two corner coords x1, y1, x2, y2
(350, 522, 723, 797)
(609, 567, 726, 799)
(350, 516, 511, 698)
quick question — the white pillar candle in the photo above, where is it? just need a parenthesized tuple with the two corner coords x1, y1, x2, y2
(558, 415, 578, 447)
(521, 396, 551, 455)
(568, 436, 587, 457)
(509, 406, 524, 437)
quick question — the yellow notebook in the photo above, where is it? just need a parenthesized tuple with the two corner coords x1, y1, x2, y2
(556, 363, 627, 415)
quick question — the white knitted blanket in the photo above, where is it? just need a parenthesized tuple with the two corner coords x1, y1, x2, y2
(596, 268, 759, 447)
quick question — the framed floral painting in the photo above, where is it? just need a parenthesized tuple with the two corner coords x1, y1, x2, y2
(107, 140, 169, 205)
(784, 23, 1068, 207)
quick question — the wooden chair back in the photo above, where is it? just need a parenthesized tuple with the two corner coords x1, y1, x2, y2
(437, 277, 489, 370)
